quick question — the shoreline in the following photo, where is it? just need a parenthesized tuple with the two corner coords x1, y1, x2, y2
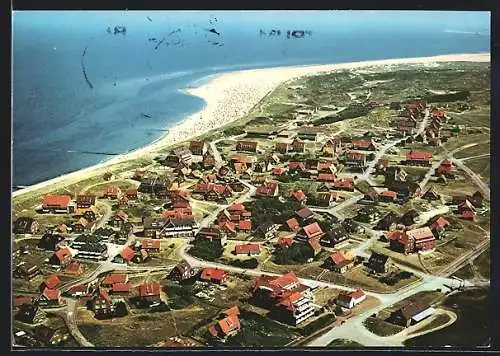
(12, 52, 489, 199)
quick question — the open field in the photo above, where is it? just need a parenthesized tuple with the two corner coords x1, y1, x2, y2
(454, 142, 490, 159)
(465, 156, 490, 184)
(78, 303, 219, 347)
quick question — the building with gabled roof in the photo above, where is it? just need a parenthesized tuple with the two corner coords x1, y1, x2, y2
(336, 289, 366, 309)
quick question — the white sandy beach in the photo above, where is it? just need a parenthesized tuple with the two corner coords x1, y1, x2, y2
(12, 52, 489, 198)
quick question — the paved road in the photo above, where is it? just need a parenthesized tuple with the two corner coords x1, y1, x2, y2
(309, 194, 364, 220)
(61, 298, 94, 347)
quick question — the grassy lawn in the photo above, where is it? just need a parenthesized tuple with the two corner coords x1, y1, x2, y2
(364, 317, 404, 336)
(454, 142, 490, 159)
(465, 156, 490, 184)
(473, 248, 490, 279)
(405, 287, 490, 347)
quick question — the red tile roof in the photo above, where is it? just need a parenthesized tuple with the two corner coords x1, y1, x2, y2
(120, 247, 136, 261)
(277, 236, 294, 247)
(350, 288, 365, 300)
(44, 274, 61, 289)
(291, 190, 307, 202)
(352, 139, 375, 149)
(116, 210, 129, 221)
(141, 239, 161, 249)
(329, 251, 346, 265)
(256, 181, 279, 196)
(318, 173, 336, 182)
(302, 222, 324, 240)
(296, 207, 313, 219)
(200, 268, 226, 282)
(239, 220, 252, 231)
(380, 191, 397, 199)
(65, 262, 82, 274)
(347, 151, 366, 160)
(405, 227, 435, 242)
(406, 150, 431, 161)
(219, 221, 237, 234)
(228, 203, 245, 212)
(111, 283, 133, 293)
(218, 313, 241, 335)
(308, 237, 322, 254)
(105, 186, 119, 195)
(288, 162, 307, 171)
(43, 195, 71, 207)
(235, 243, 260, 255)
(272, 168, 285, 175)
(430, 216, 450, 230)
(42, 287, 61, 301)
(223, 305, 240, 316)
(286, 218, 301, 232)
(102, 273, 128, 285)
(138, 282, 161, 297)
(55, 247, 72, 262)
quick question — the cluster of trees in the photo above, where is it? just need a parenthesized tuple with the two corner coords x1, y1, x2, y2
(189, 239, 223, 261)
(246, 197, 301, 225)
(230, 258, 259, 269)
(163, 283, 195, 309)
(274, 243, 313, 265)
(379, 270, 413, 286)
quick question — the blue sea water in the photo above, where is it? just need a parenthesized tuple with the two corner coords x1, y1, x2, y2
(12, 11, 490, 187)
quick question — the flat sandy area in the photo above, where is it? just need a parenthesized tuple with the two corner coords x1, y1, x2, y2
(12, 52, 489, 199)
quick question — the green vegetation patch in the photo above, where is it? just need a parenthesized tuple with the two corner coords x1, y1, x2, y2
(189, 240, 223, 261)
(327, 339, 364, 348)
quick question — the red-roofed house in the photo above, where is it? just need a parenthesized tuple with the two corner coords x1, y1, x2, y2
(324, 251, 355, 273)
(405, 151, 431, 166)
(238, 220, 252, 232)
(125, 189, 138, 200)
(64, 262, 83, 276)
(236, 140, 258, 153)
(200, 268, 227, 284)
(141, 239, 161, 254)
(291, 190, 307, 204)
(42, 274, 61, 290)
(288, 162, 307, 173)
(208, 313, 241, 339)
(104, 186, 119, 199)
(110, 283, 133, 296)
(291, 138, 305, 153)
(390, 227, 435, 254)
(436, 159, 454, 175)
(429, 216, 450, 238)
(39, 287, 61, 306)
(317, 173, 336, 182)
(345, 151, 367, 167)
(286, 218, 301, 233)
(380, 190, 397, 202)
(308, 237, 322, 256)
(272, 167, 286, 176)
(352, 138, 376, 151)
(234, 243, 261, 256)
(252, 272, 315, 325)
(118, 247, 136, 264)
(336, 289, 366, 309)
(276, 236, 294, 247)
(42, 195, 72, 214)
(138, 282, 162, 303)
(49, 247, 72, 267)
(297, 222, 324, 241)
(334, 178, 355, 192)
(256, 181, 279, 197)
(102, 274, 128, 287)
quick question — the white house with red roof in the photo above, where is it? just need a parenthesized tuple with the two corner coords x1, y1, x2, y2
(336, 289, 366, 309)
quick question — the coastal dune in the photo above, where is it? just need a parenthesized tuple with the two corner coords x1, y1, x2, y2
(12, 52, 489, 198)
